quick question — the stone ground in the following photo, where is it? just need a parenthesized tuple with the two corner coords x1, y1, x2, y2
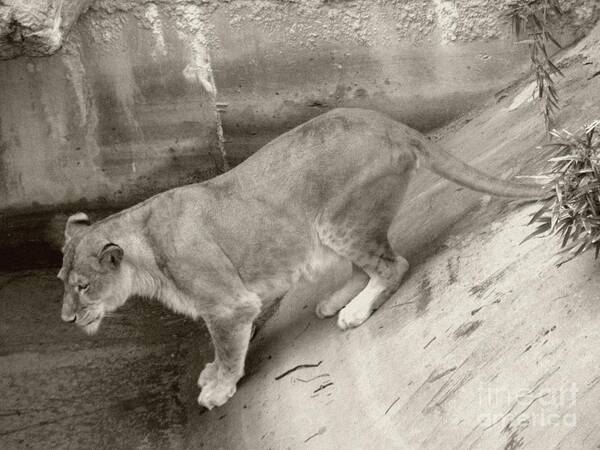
(2, 29, 600, 450)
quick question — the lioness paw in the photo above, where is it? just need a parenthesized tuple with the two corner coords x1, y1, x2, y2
(315, 301, 339, 319)
(197, 361, 219, 388)
(198, 381, 237, 410)
(337, 305, 372, 330)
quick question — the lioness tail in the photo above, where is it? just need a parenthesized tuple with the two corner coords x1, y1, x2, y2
(406, 134, 543, 199)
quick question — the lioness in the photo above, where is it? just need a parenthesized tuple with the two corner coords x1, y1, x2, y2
(58, 108, 541, 409)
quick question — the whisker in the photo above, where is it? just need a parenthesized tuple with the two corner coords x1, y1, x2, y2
(104, 312, 123, 318)
(78, 309, 91, 324)
(81, 314, 99, 327)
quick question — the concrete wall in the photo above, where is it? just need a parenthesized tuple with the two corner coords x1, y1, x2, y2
(0, 0, 598, 268)
(0, 4, 224, 212)
(207, 0, 596, 160)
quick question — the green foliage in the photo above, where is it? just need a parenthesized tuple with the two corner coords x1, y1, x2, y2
(525, 121, 600, 265)
(506, 0, 564, 130)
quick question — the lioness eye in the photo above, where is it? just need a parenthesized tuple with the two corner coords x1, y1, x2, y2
(78, 283, 90, 292)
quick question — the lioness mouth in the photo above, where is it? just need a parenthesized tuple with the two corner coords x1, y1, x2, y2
(80, 317, 102, 335)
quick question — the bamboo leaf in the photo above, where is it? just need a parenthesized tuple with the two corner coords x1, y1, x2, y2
(545, 31, 562, 49)
(521, 222, 552, 244)
(561, 225, 572, 247)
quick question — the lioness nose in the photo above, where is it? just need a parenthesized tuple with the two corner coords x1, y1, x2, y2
(61, 312, 77, 323)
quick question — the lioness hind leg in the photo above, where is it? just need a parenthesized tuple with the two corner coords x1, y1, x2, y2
(315, 264, 369, 318)
(316, 231, 409, 329)
(315, 165, 412, 329)
(337, 254, 409, 330)
(198, 293, 261, 410)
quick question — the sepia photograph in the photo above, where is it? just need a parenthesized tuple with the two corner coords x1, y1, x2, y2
(1, 0, 599, 448)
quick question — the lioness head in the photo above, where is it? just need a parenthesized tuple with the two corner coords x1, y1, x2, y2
(57, 213, 131, 335)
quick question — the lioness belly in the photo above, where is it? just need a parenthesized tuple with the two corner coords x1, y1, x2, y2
(244, 242, 343, 302)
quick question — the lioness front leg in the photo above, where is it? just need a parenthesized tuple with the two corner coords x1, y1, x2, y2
(198, 295, 261, 409)
(197, 360, 219, 388)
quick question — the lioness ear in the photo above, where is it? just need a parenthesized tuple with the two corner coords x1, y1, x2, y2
(99, 243, 123, 269)
(65, 213, 91, 242)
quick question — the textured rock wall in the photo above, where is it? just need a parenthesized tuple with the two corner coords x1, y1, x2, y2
(2, 0, 597, 59)
(0, 0, 94, 59)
